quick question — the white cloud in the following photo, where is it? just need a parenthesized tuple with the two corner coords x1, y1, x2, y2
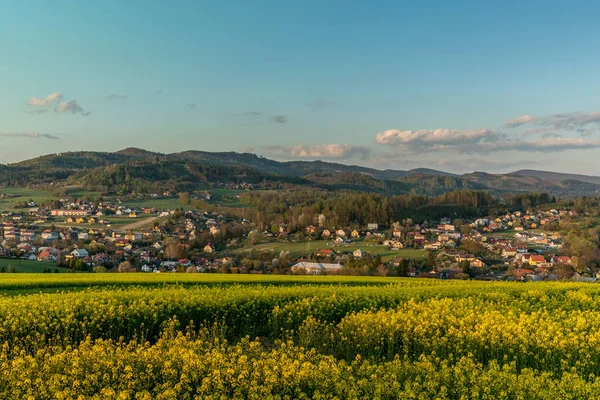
(375, 128, 501, 152)
(0, 132, 59, 140)
(54, 100, 90, 116)
(26, 92, 63, 107)
(503, 114, 539, 128)
(264, 144, 372, 160)
(25, 92, 90, 116)
(376, 127, 600, 154)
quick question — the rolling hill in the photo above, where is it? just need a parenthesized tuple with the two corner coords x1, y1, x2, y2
(0, 148, 599, 197)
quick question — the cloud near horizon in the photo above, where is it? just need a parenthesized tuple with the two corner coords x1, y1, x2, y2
(263, 144, 372, 160)
(0, 132, 59, 140)
(376, 128, 600, 154)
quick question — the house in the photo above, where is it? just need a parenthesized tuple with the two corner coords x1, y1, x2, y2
(335, 229, 346, 237)
(71, 248, 89, 258)
(203, 244, 214, 253)
(291, 262, 342, 275)
(393, 229, 402, 238)
(388, 240, 404, 250)
(316, 249, 336, 257)
(424, 242, 442, 250)
(351, 230, 360, 238)
(41, 231, 59, 241)
(514, 268, 535, 279)
(353, 249, 365, 258)
(141, 264, 153, 273)
(439, 267, 464, 280)
(367, 223, 378, 231)
(552, 256, 572, 265)
(528, 255, 545, 266)
(334, 237, 345, 245)
(37, 251, 56, 262)
(321, 229, 331, 238)
(469, 259, 486, 268)
(502, 247, 517, 258)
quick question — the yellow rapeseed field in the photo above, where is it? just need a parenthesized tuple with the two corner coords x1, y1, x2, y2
(1, 274, 600, 398)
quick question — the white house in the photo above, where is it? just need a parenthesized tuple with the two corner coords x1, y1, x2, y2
(71, 248, 89, 258)
(353, 249, 365, 258)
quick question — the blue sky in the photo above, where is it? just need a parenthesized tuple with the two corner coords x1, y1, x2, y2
(2, 0, 600, 174)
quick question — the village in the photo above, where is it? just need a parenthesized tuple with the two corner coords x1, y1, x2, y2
(0, 193, 589, 281)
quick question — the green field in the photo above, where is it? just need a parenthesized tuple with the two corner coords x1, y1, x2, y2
(232, 239, 425, 261)
(50, 215, 138, 230)
(0, 258, 63, 273)
(120, 197, 183, 210)
(208, 188, 250, 208)
(0, 187, 56, 211)
(64, 185, 102, 200)
(0, 275, 599, 397)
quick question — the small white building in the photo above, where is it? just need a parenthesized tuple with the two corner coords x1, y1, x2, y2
(71, 248, 89, 258)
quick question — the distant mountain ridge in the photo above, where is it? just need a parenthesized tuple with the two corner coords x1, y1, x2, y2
(1, 148, 599, 197)
(510, 169, 600, 185)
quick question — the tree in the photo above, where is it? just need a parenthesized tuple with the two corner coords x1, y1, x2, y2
(426, 252, 435, 268)
(179, 192, 191, 206)
(165, 241, 185, 260)
(118, 261, 135, 272)
(460, 239, 485, 254)
(461, 260, 472, 277)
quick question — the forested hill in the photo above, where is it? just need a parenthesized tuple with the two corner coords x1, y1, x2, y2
(1, 148, 600, 197)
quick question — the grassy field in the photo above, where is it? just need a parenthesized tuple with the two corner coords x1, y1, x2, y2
(0, 258, 64, 273)
(208, 188, 250, 208)
(120, 197, 183, 210)
(49, 216, 137, 230)
(64, 185, 102, 200)
(0, 187, 56, 211)
(232, 239, 425, 261)
(0, 276, 599, 397)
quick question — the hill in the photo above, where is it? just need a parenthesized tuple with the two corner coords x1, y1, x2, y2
(1, 148, 599, 197)
(510, 169, 600, 185)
